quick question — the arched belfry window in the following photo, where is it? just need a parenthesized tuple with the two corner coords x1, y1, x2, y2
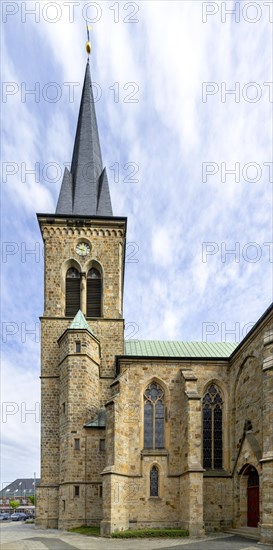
(202, 384, 223, 469)
(65, 268, 80, 316)
(144, 382, 164, 449)
(150, 465, 159, 497)
(87, 268, 102, 317)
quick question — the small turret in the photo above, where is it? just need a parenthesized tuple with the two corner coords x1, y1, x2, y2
(58, 310, 101, 527)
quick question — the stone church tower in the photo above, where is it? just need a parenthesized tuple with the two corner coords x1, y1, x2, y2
(36, 60, 126, 530)
(36, 56, 273, 545)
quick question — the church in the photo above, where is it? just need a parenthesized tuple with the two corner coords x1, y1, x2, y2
(35, 51, 273, 545)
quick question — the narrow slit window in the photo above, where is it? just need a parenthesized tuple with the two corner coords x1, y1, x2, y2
(74, 486, 80, 497)
(76, 341, 81, 353)
(150, 465, 159, 497)
(74, 438, 80, 451)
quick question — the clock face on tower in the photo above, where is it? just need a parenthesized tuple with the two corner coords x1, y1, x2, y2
(76, 242, 91, 257)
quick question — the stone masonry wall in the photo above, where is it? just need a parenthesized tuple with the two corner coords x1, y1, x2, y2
(40, 219, 126, 320)
(102, 359, 229, 533)
(229, 321, 266, 530)
(37, 216, 125, 528)
(203, 477, 232, 531)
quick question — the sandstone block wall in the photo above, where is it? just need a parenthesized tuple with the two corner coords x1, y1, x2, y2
(39, 218, 126, 320)
(36, 215, 273, 543)
(101, 360, 228, 534)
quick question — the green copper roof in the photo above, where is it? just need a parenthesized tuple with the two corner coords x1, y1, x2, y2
(124, 340, 238, 358)
(85, 409, 106, 428)
(69, 310, 94, 336)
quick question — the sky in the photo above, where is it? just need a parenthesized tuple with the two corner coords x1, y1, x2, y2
(1, 1, 272, 486)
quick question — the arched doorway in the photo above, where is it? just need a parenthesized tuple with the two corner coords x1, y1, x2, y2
(247, 466, 259, 527)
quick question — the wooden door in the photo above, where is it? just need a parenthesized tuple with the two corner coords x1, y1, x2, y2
(247, 485, 259, 527)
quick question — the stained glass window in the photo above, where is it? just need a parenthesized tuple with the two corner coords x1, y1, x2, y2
(150, 465, 159, 497)
(144, 401, 153, 448)
(202, 385, 223, 469)
(144, 383, 164, 449)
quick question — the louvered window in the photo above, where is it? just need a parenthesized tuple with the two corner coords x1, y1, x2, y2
(87, 268, 102, 317)
(65, 268, 80, 316)
(202, 384, 223, 469)
(144, 382, 164, 449)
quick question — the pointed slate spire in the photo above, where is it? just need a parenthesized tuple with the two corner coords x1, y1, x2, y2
(97, 168, 113, 216)
(55, 167, 73, 214)
(56, 61, 113, 217)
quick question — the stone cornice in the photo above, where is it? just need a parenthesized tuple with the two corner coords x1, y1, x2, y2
(260, 455, 273, 463)
(37, 214, 127, 239)
(58, 352, 101, 369)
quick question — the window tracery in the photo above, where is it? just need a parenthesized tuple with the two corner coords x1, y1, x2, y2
(144, 382, 164, 449)
(202, 384, 223, 469)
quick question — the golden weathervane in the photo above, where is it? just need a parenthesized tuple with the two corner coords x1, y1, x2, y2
(86, 22, 92, 56)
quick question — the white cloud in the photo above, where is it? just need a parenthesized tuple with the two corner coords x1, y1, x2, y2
(1, 0, 272, 483)
(151, 226, 175, 266)
(1, 360, 40, 481)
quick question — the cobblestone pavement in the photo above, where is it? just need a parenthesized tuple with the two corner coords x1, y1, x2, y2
(0, 523, 271, 550)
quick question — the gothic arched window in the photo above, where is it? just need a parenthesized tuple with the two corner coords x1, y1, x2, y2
(202, 384, 223, 469)
(144, 382, 164, 449)
(150, 465, 159, 497)
(87, 268, 102, 317)
(65, 268, 80, 316)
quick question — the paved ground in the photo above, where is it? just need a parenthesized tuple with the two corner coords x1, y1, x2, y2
(0, 523, 271, 550)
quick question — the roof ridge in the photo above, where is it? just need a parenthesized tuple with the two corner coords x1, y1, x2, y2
(125, 339, 238, 344)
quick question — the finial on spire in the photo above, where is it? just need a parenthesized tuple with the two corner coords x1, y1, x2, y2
(86, 21, 92, 57)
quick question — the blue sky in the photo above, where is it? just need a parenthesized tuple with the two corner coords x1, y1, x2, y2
(1, 1, 272, 485)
